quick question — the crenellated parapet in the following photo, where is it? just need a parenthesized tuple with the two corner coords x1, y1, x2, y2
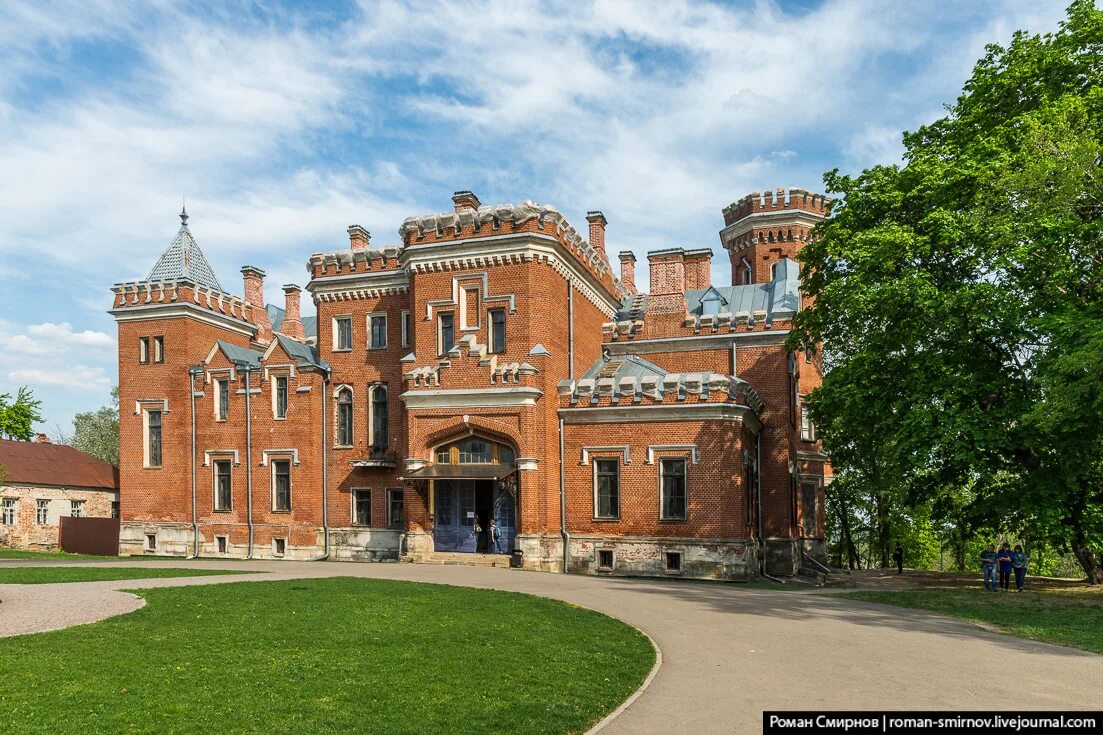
(398, 199, 619, 298)
(306, 245, 404, 279)
(721, 186, 831, 227)
(110, 278, 254, 325)
(557, 372, 763, 413)
(402, 333, 541, 390)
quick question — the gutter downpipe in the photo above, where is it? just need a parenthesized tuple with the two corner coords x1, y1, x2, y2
(559, 417, 569, 574)
(757, 431, 785, 584)
(244, 366, 255, 559)
(568, 278, 575, 380)
(187, 366, 200, 558)
(310, 371, 330, 561)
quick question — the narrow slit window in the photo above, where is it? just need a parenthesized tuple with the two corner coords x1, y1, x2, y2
(214, 460, 232, 511)
(139, 337, 150, 364)
(146, 409, 163, 468)
(490, 309, 506, 353)
(594, 459, 620, 519)
(153, 336, 164, 363)
(438, 312, 455, 355)
(274, 376, 288, 419)
(216, 379, 229, 421)
(336, 388, 353, 447)
(272, 460, 292, 511)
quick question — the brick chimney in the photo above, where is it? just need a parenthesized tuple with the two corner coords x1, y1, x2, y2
(586, 210, 607, 256)
(347, 225, 370, 250)
(645, 248, 686, 316)
(452, 190, 481, 212)
(618, 251, 637, 295)
(241, 265, 272, 344)
(280, 284, 305, 340)
(683, 248, 713, 291)
(35, 433, 51, 444)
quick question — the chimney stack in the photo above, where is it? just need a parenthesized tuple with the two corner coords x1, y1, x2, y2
(586, 211, 607, 256)
(347, 225, 371, 251)
(683, 248, 713, 291)
(645, 248, 686, 316)
(280, 284, 305, 340)
(35, 433, 51, 444)
(241, 265, 272, 344)
(618, 251, 637, 295)
(452, 190, 482, 212)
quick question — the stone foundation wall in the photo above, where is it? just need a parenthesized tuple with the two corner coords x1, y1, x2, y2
(567, 534, 757, 581)
(764, 537, 800, 576)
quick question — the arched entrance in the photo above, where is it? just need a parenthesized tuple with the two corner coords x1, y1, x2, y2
(429, 436, 517, 554)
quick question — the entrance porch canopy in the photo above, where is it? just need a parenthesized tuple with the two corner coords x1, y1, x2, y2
(399, 464, 515, 481)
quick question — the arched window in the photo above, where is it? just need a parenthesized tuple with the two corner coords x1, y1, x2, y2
(336, 388, 353, 447)
(370, 384, 388, 451)
(434, 437, 515, 465)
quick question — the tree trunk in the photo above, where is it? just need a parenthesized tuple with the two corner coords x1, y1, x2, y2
(1070, 536, 1103, 585)
(876, 493, 890, 568)
(838, 496, 859, 569)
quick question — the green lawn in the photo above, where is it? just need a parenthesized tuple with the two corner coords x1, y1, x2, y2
(0, 548, 121, 561)
(843, 587, 1103, 655)
(0, 577, 655, 735)
(0, 567, 253, 584)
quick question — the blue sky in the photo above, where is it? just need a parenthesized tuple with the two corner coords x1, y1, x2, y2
(0, 0, 1070, 434)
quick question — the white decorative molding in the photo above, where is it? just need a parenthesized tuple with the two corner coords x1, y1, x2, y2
(260, 448, 300, 466)
(579, 445, 631, 466)
(262, 363, 296, 381)
(109, 302, 258, 338)
(646, 445, 699, 464)
(133, 398, 169, 415)
(295, 386, 313, 393)
(604, 330, 790, 354)
(400, 387, 543, 409)
(405, 457, 428, 471)
(203, 449, 241, 467)
(561, 403, 761, 433)
(516, 457, 539, 471)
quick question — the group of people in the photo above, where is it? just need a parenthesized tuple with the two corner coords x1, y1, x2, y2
(472, 516, 505, 554)
(980, 542, 1028, 591)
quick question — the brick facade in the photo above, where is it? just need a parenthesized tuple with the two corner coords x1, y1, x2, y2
(112, 190, 828, 579)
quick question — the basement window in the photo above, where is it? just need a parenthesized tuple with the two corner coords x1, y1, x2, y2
(665, 551, 683, 573)
(146, 533, 157, 551)
(216, 536, 228, 554)
(597, 549, 614, 571)
(274, 538, 287, 557)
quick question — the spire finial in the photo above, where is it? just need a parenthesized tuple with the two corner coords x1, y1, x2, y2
(180, 196, 188, 226)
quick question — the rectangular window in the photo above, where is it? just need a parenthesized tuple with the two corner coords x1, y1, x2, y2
(147, 409, 163, 468)
(401, 310, 411, 348)
(36, 499, 48, 524)
(216, 379, 229, 421)
(146, 533, 157, 550)
(597, 549, 614, 570)
(800, 404, 815, 442)
(214, 460, 232, 511)
(153, 336, 164, 364)
(387, 488, 404, 529)
(274, 376, 288, 419)
(111, 501, 120, 519)
(665, 551, 682, 572)
(369, 314, 387, 349)
(272, 460, 291, 511)
(438, 312, 455, 355)
(594, 459, 620, 519)
(353, 488, 371, 526)
(139, 337, 150, 364)
(660, 458, 687, 520)
(274, 538, 286, 556)
(801, 482, 818, 535)
(216, 536, 227, 553)
(70, 500, 84, 518)
(335, 316, 352, 351)
(1, 499, 15, 525)
(489, 309, 506, 353)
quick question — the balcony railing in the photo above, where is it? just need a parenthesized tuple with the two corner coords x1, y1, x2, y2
(350, 446, 399, 468)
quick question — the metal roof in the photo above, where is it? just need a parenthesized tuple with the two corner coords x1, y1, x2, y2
(146, 223, 224, 291)
(274, 334, 327, 371)
(0, 439, 118, 490)
(581, 353, 667, 382)
(267, 303, 318, 339)
(215, 340, 263, 369)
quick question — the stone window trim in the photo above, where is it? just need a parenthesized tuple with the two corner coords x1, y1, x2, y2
(421, 273, 517, 324)
(270, 458, 293, 513)
(133, 397, 170, 416)
(141, 404, 166, 469)
(596, 548, 615, 571)
(259, 448, 301, 466)
(146, 533, 157, 551)
(645, 445, 699, 465)
(152, 335, 164, 364)
(332, 314, 353, 352)
(437, 310, 455, 357)
(214, 376, 231, 422)
(579, 445, 631, 466)
(592, 457, 621, 521)
(460, 284, 481, 331)
(273, 538, 287, 557)
(658, 457, 689, 522)
(204, 366, 237, 384)
(139, 336, 150, 364)
(800, 399, 816, 443)
(212, 458, 234, 512)
(36, 499, 49, 525)
(262, 363, 296, 382)
(333, 384, 354, 449)
(400, 310, 411, 348)
(202, 449, 241, 466)
(488, 307, 507, 354)
(351, 487, 372, 527)
(664, 550, 683, 574)
(367, 312, 388, 350)
(272, 374, 289, 420)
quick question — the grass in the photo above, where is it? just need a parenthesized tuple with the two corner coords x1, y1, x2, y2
(0, 548, 122, 561)
(0, 577, 655, 735)
(843, 585, 1103, 655)
(0, 567, 253, 584)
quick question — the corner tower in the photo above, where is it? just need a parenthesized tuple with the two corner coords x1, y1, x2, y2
(719, 187, 830, 286)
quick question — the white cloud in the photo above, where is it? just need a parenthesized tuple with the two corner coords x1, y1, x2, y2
(7, 365, 111, 391)
(25, 322, 114, 348)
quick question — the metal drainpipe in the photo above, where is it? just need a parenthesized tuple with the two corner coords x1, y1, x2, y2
(310, 373, 330, 561)
(187, 365, 200, 559)
(567, 278, 575, 380)
(757, 430, 784, 583)
(244, 366, 254, 559)
(559, 417, 569, 574)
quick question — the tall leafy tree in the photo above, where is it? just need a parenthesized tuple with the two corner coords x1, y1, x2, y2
(68, 387, 120, 467)
(793, 1, 1103, 582)
(0, 386, 44, 441)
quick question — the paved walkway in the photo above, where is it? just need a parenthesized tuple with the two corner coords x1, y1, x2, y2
(2, 559, 1101, 735)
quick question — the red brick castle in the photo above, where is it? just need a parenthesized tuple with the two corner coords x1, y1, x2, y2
(111, 188, 829, 579)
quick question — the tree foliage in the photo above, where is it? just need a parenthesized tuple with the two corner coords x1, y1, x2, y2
(793, 1, 1103, 582)
(0, 386, 44, 441)
(68, 387, 120, 467)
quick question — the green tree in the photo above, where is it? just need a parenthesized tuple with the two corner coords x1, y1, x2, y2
(68, 387, 120, 467)
(0, 386, 44, 441)
(793, 1, 1103, 582)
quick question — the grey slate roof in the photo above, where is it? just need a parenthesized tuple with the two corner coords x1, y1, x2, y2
(267, 303, 318, 339)
(615, 257, 801, 322)
(274, 333, 328, 371)
(216, 340, 263, 368)
(146, 224, 224, 291)
(581, 353, 667, 382)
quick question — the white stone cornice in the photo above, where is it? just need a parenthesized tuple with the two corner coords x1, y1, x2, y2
(400, 387, 543, 409)
(560, 403, 761, 433)
(109, 303, 258, 338)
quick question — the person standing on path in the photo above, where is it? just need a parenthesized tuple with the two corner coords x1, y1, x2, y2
(489, 518, 503, 554)
(892, 543, 904, 575)
(997, 542, 1014, 591)
(980, 543, 998, 591)
(1012, 544, 1028, 592)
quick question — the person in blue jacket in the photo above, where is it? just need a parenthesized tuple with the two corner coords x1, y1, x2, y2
(979, 544, 998, 591)
(996, 542, 1014, 591)
(1011, 544, 1028, 592)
